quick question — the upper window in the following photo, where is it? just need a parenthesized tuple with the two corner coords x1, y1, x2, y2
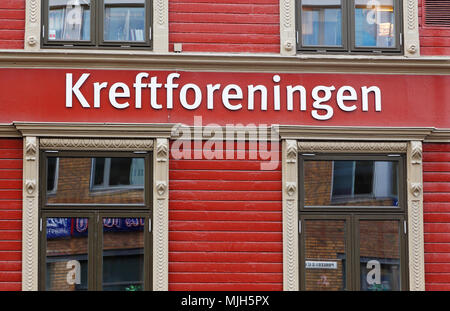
(297, 0, 402, 53)
(300, 154, 404, 210)
(42, 0, 152, 49)
(42, 151, 151, 208)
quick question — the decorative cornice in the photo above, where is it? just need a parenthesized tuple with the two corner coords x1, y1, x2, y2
(278, 125, 434, 141)
(4, 123, 450, 142)
(40, 138, 154, 151)
(0, 51, 449, 74)
(298, 141, 408, 153)
(14, 122, 174, 138)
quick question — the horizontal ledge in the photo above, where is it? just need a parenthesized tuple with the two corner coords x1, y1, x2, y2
(13, 122, 176, 138)
(0, 50, 449, 74)
(2, 122, 450, 141)
(276, 125, 437, 141)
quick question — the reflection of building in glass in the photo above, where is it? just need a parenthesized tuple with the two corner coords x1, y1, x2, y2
(305, 220, 400, 291)
(304, 160, 398, 207)
(46, 217, 145, 291)
(46, 157, 145, 205)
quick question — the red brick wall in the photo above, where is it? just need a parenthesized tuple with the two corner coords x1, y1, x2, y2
(168, 141, 282, 290)
(423, 143, 450, 290)
(0, 138, 22, 291)
(169, 0, 280, 53)
(418, 0, 450, 55)
(0, 0, 24, 49)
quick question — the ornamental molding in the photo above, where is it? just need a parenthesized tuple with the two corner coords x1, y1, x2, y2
(286, 140, 298, 163)
(156, 139, 169, 162)
(410, 141, 423, 165)
(404, 0, 421, 57)
(40, 138, 154, 151)
(4, 53, 449, 74)
(409, 200, 425, 291)
(410, 183, 423, 198)
(25, 179, 36, 195)
(279, 0, 296, 56)
(153, 138, 169, 290)
(282, 139, 299, 291)
(298, 141, 408, 153)
(406, 140, 425, 291)
(156, 181, 167, 196)
(25, 137, 38, 161)
(22, 136, 39, 291)
(24, 0, 40, 51)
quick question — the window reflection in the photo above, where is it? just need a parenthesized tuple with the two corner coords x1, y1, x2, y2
(354, 0, 396, 48)
(46, 156, 145, 205)
(104, 0, 146, 42)
(359, 220, 401, 291)
(46, 217, 89, 291)
(48, 0, 91, 41)
(102, 217, 145, 291)
(304, 160, 399, 207)
(301, 0, 343, 47)
(304, 220, 347, 291)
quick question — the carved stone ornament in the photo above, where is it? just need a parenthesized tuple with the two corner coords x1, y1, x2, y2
(156, 140, 169, 162)
(408, 44, 417, 54)
(411, 141, 422, 165)
(25, 180, 36, 195)
(25, 137, 37, 161)
(40, 138, 153, 151)
(410, 183, 423, 198)
(286, 182, 297, 197)
(298, 141, 408, 153)
(156, 182, 167, 196)
(284, 40, 294, 51)
(27, 36, 37, 46)
(286, 141, 298, 163)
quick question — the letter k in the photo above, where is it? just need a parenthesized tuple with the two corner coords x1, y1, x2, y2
(66, 73, 90, 108)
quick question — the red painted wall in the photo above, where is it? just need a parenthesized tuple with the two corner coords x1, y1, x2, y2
(168, 141, 283, 290)
(169, 0, 280, 53)
(0, 0, 24, 49)
(424, 143, 450, 291)
(0, 138, 22, 291)
(419, 0, 450, 56)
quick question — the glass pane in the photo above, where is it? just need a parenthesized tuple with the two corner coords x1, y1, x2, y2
(102, 217, 145, 291)
(104, 0, 146, 42)
(359, 220, 401, 291)
(48, 0, 91, 41)
(47, 157, 58, 193)
(304, 220, 347, 291)
(45, 217, 89, 291)
(301, 0, 342, 47)
(304, 160, 399, 207)
(45, 156, 145, 205)
(354, 0, 396, 48)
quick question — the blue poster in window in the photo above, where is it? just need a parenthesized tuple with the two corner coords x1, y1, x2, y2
(46, 217, 72, 239)
(47, 217, 145, 239)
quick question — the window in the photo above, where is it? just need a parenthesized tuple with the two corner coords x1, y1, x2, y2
(91, 157, 145, 191)
(298, 154, 408, 291)
(39, 151, 153, 291)
(42, 0, 152, 48)
(297, 0, 402, 53)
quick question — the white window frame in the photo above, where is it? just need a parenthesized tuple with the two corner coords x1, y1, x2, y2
(20, 133, 170, 291)
(279, 0, 421, 57)
(24, 0, 169, 52)
(281, 137, 425, 291)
